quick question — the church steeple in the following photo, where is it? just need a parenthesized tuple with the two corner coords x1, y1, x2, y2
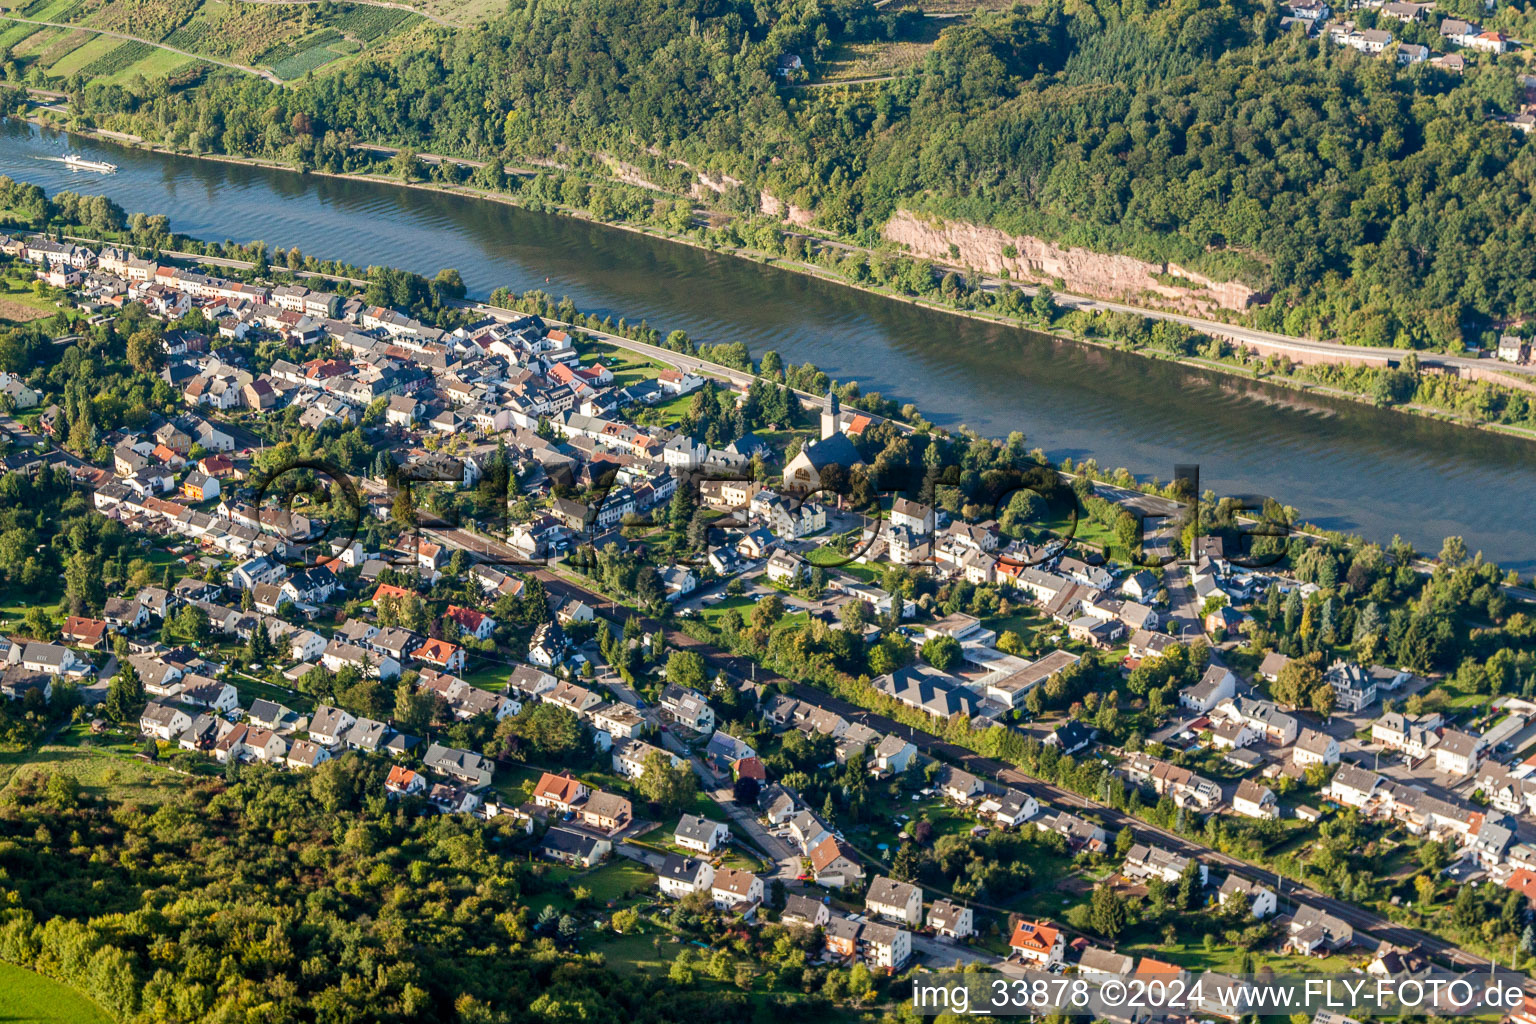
(821, 387, 840, 440)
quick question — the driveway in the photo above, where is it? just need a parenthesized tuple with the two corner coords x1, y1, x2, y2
(659, 730, 801, 880)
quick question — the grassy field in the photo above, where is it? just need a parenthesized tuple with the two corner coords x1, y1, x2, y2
(42, 30, 116, 75)
(0, 295, 54, 324)
(814, 34, 937, 83)
(0, 727, 192, 804)
(580, 340, 675, 389)
(0, 962, 112, 1024)
(581, 859, 655, 902)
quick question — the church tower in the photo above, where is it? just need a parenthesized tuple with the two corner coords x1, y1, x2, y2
(821, 388, 840, 440)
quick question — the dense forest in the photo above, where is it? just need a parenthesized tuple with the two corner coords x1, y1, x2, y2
(12, 0, 1536, 347)
(0, 764, 797, 1024)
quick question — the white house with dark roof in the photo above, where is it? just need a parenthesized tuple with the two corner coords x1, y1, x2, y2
(865, 875, 923, 926)
(1123, 842, 1206, 885)
(710, 867, 763, 911)
(309, 704, 357, 748)
(874, 734, 917, 774)
(1181, 664, 1236, 713)
(659, 683, 714, 733)
(423, 742, 494, 788)
(1325, 660, 1378, 713)
(674, 814, 730, 853)
(1232, 778, 1279, 820)
(658, 853, 714, 898)
(1434, 729, 1485, 777)
(1293, 728, 1340, 768)
(926, 898, 973, 939)
(140, 702, 193, 741)
(782, 894, 831, 929)
(1329, 764, 1382, 808)
(1218, 874, 1277, 917)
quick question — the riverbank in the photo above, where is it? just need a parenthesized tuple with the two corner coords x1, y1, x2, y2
(19, 112, 1536, 446)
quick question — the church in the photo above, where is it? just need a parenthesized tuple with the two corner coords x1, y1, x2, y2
(782, 389, 865, 493)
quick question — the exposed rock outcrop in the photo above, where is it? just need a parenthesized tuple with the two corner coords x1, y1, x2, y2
(883, 210, 1263, 315)
(760, 191, 815, 227)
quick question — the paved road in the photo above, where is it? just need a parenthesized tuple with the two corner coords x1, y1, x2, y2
(421, 523, 1507, 975)
(614, 842, 666, 871)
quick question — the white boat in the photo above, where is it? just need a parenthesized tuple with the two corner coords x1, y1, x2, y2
(61, 153, 117, 174)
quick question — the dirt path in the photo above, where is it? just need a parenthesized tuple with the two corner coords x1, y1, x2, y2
(0, 15, 283, 83)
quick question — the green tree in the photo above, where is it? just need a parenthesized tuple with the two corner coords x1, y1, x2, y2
(635, 750, 698, 814)
(922, 634, 961, 672)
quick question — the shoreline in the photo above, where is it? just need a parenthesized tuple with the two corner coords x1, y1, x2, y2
(15, 114, 1536, 445)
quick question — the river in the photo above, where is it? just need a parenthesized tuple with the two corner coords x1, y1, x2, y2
(2, 120, 1532, 569)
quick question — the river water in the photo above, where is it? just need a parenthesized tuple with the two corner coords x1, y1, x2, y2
(2, 120, 1532, 568)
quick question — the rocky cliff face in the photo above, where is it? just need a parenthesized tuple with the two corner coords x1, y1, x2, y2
(883, 210, 1262, 315)
(760, 191, 816, 228)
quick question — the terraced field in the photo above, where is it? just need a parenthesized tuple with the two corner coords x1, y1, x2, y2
(2, 0, 425, 84)
(107, 43, 194, 80)
(42, 29, 117, 75)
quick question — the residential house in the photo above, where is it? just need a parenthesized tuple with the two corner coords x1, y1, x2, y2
(423, 742, 494, 788)
(1434, 729, 1485, 777)
(659, 683, 715, 733)
(532, 771, 591, 813)
(1009, 920, 1065, 967)
(285, 739, 331, 771)
(1218, 874, 1278, 918)
(865, 875, 924, 926)
(858, 921, 911, 970)
(874, 734, 917, 774)
(541, 827, 611, 867)
(1326, 660, 1378, 713)
(140, 702, 193, 742)
(1123, 843, 1207, 886)
(1232, 778, 1280, 820)
(1286, 903, 1354, 954)
(580, 791, 633, 835)
(1181, 664, 1236, 713)
(674, 814, 731, 853)
(309, 704, 357, 748)
(385, 765, 427, 798)
(658, 854, 715, 899)
(782, 894, 831, 929)
(1372, 711, 1444, 759)
(1328, 764, 1383, 808)
(926, 899, 974, 939)
(612, 738, 681, 779)
(1293, 728, 1341, 768)
(710, 867, 764, 911)
(807, 833, 864, 888)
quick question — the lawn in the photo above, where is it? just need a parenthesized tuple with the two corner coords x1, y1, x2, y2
(0, 962, 111, 1024)
(1116, 933, 1357, 976)
(580, 859, 655, 903)
(460, 656, 514, 691)
(1035, 510, 1130, 562)
(806, 545, 882, 583)
(228, 671, 313, 714)
(591, 930, 674, 975)
(639, 390, 696, 426)
(698, 594, 756, 628)
(578, 340, 674, 389)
